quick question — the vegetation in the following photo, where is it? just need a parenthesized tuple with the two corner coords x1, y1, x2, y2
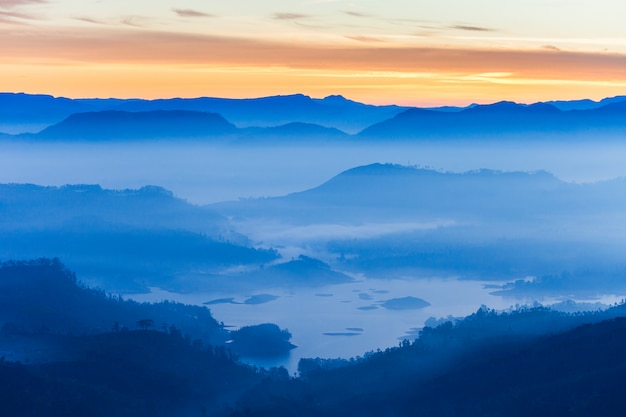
(3, 259, 626, 416)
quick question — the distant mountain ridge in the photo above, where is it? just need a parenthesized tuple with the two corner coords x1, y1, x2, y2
(0, 92, 407, 135)
(210, 163, 578, 223)
(359, 100, 626, 139)
(3, 92, 626, 140)
(34, 110, 237, 141)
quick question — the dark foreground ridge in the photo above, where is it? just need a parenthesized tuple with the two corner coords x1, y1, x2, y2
(2, 259, 626, 416)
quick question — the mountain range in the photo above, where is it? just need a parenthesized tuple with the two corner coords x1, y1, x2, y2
(210, 162, 626, 224)
(3, 92, 626, 141)
(209, 163, 626, 287)
(359, 100, 626, 139)
(0, 92, 406, 136)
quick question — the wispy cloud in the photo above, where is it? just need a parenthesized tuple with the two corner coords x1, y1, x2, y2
(172, 8, 214, 18)
(0, 0, 45, 8)
(345, 35, 387, 43)
(343, 11, 372, 18)
(74, 16, 105, 25)
(273, 12, 311, 20)
(3, 27, 626, 82)
(0, 9, 32, 18)
(450, 25, 494, 32)
(543, 44, 561, 51)
(120, 16, 145, 27)
(0, 8, 38, 21)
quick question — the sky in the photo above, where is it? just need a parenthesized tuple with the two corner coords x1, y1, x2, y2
(2, 0, 626, 105)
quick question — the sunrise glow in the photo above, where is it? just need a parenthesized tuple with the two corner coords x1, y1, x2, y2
(2, 0, 626, 104)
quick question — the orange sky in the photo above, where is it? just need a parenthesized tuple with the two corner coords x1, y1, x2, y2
(2, 1, 626, 105)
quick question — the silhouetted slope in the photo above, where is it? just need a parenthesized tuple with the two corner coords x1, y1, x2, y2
(0, 184, 279, 292)
(359, 100, 626, 139)
(34, 110, 237, 140)
(80, 93, 407, 133)
(0, 330, 264, 417)
(544, 95, 626, 111)
(0, 183, 226, 234)
(226, 305, 626, 417)
(0, 259, 297, 416)
(211, 163, 571, 223)
(5, 92, 626, 138)
(0, 258, 226, 342)
(211, 163, 626, 284)
(0, 92, 407, 134)
(0, 93, 95, 133)
(214, 162, 626, 226)
(2, 229, 280, 292)
(4, 260, 626, 417)
(241, 122, 349, 141)
(229, 324, 296, 357)
(230, 255, 353, 289)
(0, 258, 296, 357)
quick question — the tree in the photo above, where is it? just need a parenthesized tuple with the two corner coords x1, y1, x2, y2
(136, 319, 154, 330)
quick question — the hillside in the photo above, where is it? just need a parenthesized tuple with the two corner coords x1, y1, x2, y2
(211, 163, 626, 223)
(3, 259, 626, 416)
(210, 163, 626, 287)
(33, 110, 237, 140)
(359, 100, 626, 139)
(225, 306, 626, 416)
(0, 184, 279, 292)
(0, 93, 408, 135)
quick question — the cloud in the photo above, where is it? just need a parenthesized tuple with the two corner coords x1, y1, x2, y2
(172, 8, 214, 18)
(0, 0, 45, 8)
(343, 11, 372, 18)
(543, 44, 561, 51)
(3, 26, 626, 83)
(0, 9, 30, 18)
(451, 25, 494, 32)
(345, 35, 387, 43)
(241, 221, 456, 243)
(74, 16, 105, 25)
(121, 16, 144, 27)
(0, 9, 37, 20)
(273, 12, 311, 20)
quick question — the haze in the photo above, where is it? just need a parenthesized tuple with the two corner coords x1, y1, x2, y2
(2, 140, 626, 204)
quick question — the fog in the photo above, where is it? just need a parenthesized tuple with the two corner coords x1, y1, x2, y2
(2, 139, 626, 204)
(4, 136, 626, 367)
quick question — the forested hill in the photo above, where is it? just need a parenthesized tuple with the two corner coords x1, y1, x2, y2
(225, 304, 626, 416)
(3, 259, 626, 416)
(0, 258, 227, 343)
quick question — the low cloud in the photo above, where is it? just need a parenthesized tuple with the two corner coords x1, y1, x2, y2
(0, 0, 45, 8)
(543, 44, 561, 51)
(343, 11, 371, 18)
(239, 221, 457, 244)
(451, 25, 494, 32)
(172, 8, 214, 18)
(121, 16, 144, 27)
(273, 12, 311, 20)
(345, 35, 387, 43)
(0, 9, 37, 20)
(74, 16, 105, 25)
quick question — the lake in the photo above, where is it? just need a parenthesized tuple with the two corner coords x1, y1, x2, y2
(124, 275, 621, 374)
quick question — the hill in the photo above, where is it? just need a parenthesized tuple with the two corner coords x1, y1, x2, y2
(0, 184, 279, 292)
(359, 100, 626, 139)
(32, 110, 237, 141)
(210, 163, 626, 287)
(225, 305, 626, 416)
(211, 163, 598, 223)
(0, 92, 408, 135)
(3, 258, 626, 416)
